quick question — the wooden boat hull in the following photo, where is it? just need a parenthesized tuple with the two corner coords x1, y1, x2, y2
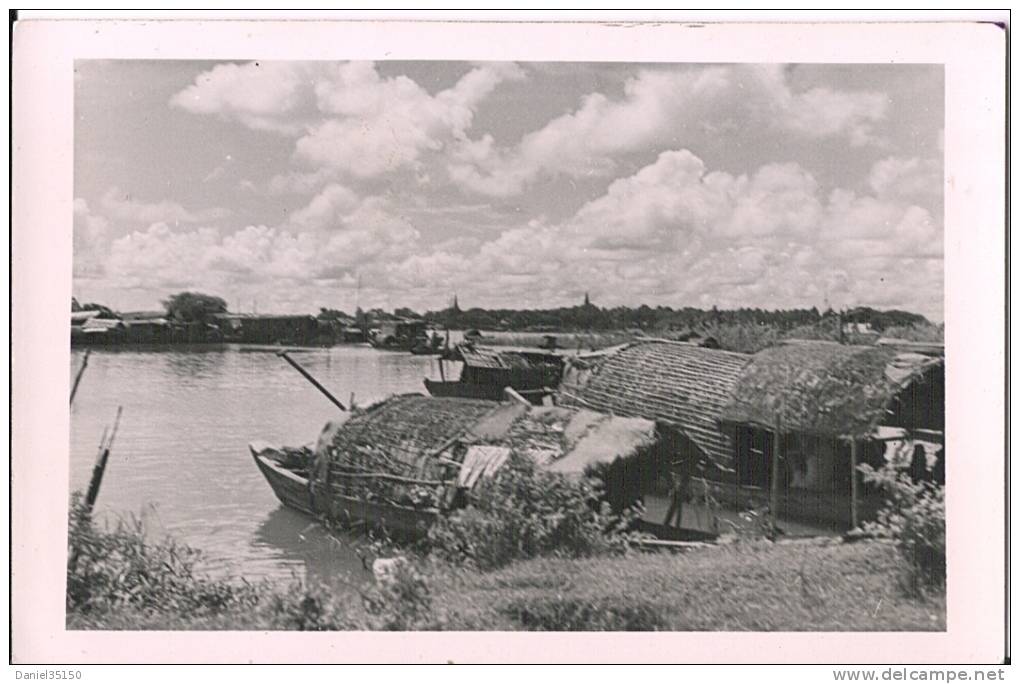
(250, 445, 439, 539)
(423, 378, 508, 401)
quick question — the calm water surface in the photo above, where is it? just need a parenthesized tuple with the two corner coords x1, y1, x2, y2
(69, 344, 457, 586)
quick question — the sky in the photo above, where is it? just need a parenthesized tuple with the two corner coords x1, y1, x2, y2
(73, 60, 944, 319)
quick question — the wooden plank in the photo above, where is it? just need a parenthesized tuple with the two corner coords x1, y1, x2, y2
(504, 386, 531, 406)
(632, 538, 714, 550)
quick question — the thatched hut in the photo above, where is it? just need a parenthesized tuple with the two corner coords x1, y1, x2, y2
(718, 340, 945, 530)
(558, 340, 752, 476)
(310, 393, 668, 515)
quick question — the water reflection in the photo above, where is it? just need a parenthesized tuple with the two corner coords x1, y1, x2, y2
(69, 345, 438, 584)
(251, 506, 373, 589)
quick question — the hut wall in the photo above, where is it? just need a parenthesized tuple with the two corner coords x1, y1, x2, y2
(886, 366, 945, 432)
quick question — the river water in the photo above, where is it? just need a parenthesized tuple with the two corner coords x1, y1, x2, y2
(69, 344, 458, 587)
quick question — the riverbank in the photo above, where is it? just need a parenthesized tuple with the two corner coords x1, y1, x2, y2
(67, 516, 944, 631)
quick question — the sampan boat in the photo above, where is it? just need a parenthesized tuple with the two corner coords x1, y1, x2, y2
(251, 393, 669, 539)
(250, 443, 440, 538)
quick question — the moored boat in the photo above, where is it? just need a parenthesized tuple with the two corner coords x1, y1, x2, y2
(251, 393, 674, 538)
(424, 343, 564, 405)
(250, 443, 440, 538)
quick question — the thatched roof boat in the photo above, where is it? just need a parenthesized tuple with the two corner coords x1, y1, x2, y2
(251, 393, 664, 538)
(425, 343, 564, 404)
(558, 340, 751, 470)
(718, 340, 944, 438)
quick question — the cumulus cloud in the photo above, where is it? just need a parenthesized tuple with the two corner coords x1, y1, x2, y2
(102, 187, 420, 294)
(100, 187, 231, 225)
(80, 62, 942, 319)
(82, 146, 942, 318)
(867, 156, 942, 203)
(172, 61, 525, 180)
(430, 148, 941, 316)
(562, 150, 824, 252)
(73, 198, 109, 279)
(170, 61, 319, 134)
(447, 64, 889, 197)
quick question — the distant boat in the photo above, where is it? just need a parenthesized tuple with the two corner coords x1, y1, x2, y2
(424, 343, 564, 404)
(369, 318, 429, 351)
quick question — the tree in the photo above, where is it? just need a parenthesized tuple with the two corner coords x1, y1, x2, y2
(394, 307, 421, 320)
(318, 307, 351, 321)
(162, 292, 227, 322)
(78, 301, 119, 319)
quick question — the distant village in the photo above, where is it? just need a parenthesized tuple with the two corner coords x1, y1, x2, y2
(70, 290, 941, 354)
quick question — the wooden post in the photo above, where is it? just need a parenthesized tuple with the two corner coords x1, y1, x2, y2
(438, 356, 446, 382)
(734, 425, 741, 514)
(849, 438, 860, 529)
(277, 351, 346, 411)
(771, 418, 782, 534)
(85, 407, 122, 512)
(70, 350, 91, 405)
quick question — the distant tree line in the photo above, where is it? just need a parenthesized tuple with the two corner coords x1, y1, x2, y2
(74, 292, 936, 353)
(419, 302, 930, 334)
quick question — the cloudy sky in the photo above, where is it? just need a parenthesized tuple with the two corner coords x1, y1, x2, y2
(74, 61, 944, 319)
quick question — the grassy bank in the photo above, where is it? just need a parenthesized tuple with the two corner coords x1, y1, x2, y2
(67, 460, 944, 631)
(67, 537, 944, 631)
(432, 540, 944, 631)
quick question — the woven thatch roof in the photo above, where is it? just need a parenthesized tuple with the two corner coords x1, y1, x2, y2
(454, 344, 557, 370)
(328, 394, 500, 475)
(558, 340, 751, 466)
(323, 394, 661, 482)
(719, 340, 944, 438)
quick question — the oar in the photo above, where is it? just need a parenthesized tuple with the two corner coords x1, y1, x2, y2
(277, 350, 346, 411)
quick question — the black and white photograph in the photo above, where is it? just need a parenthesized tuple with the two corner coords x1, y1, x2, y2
(10, 15, 1007, 666)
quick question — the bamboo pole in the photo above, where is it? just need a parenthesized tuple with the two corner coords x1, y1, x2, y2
(69, 350, 91, 405)
(329, 472, 444, 486)
(850, 438, 860, 529)
(85, 406, 122, 512)
(505, 386, 530, 406)
(277, 350, 346, 411)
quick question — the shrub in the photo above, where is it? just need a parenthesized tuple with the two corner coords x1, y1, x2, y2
(360, 560, 437, 630)
(257, 582, 360, 630)
(858, 463, 946, 594)
(427, 456, 638, 570)
(881, 323, 944, 343)
(706, 322, 783, 354)
(66, 493, 259, 618)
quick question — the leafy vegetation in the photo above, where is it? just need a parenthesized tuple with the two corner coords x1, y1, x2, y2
(425, 302, 930, 336)
(858, 462, 946, 594)
(161, 291, 228, 322)
(426, 455, 640, 571)
(881, 323, 945, 342)
(66, 493, 260, 619)
(67, 451, 946, 631)
(68, 519, 945, 631)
